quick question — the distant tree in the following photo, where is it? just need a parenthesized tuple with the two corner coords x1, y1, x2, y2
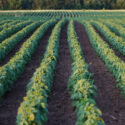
(45, 0, 57, 9)
(0, 0, 8, 9)
(56, 0, 65, 9)
(80, 0, 84, 7)
(0, 0, 125, 10)
(8, 0, 22, 9)
(115, 0, 125, 9)
(84, 0, 92, 9)
(22, 0, 33, 9)
(32, 0, 43, 9)
(0, 0, 3, 9)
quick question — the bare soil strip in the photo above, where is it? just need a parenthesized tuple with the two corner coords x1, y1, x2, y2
(75, 21, 125, 125)
(93, 26, 125, 62)
(0, 27, 53, 125)
(0, 26, 39, 67)
(45, 23, 76, 125)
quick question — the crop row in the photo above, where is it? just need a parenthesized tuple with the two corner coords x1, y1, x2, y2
(16, 19, 66, 125)
(92, 21, 125, 56)
(1, 11, 125, 18)
(110, 18, 125, 27)
(0, 20, 20, 32)
(101, 20, 125, 39)
(67, 20, 105, 125)
(0, 19, 57, 100)
(0, 20, 12, 26)
(82, 20, 125, 95)
(0, 21, 42, 63)
(0, 20, 32, 42)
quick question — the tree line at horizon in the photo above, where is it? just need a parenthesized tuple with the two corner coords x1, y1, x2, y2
(0, 0, 125, 10)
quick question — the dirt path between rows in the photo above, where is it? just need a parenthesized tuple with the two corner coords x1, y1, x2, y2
(45, 23, 76, 125)
(0, 25, 40, 67)
(75, 21, 125, 125)
(0, 26, 53, 125)
(93, 26, 125, 62)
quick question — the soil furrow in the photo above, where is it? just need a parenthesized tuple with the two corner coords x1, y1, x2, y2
(75, 21, 125, 125)
(93, 26, 125, 62)
(0, 27, 53, 125)
(46, 23, 76, 125)
(0, 26, 39, 67)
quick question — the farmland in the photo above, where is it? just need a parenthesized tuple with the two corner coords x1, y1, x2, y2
(0, 10, 125, 125)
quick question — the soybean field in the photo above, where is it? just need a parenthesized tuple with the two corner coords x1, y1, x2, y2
(0, 10, 125, 125)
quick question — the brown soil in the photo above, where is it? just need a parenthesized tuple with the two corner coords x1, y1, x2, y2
(0, 27, 53, 125)
(0, 25, 39, 67)
(75, 21, 125, 125)
(45, 23, 76, 125)
(93, 26, 125, 62)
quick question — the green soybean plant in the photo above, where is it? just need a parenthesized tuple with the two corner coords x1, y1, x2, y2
(16, 19, 66, 125)
(0, 20, 32, 42)
(0, 21, 42, 63)
(82, 20, 125, 95)
(67, 20, 105, 125)
(0, 19, 58, 100)
(92, 21, 125, 56)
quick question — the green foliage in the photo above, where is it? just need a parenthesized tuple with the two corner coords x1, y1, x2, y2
(99, 20, 125, 39)
(32, 0, 43, 9)
(0, 20, 12, 25)
(0, 21, 42, 62)
(67, 20, 105, 125)
(0, 19, 57, 100)
(92, 21, 125, 56)
(112, 0, 125, 9)
(0, 20, 21, 32)
(0, 20, 32, 42)
(1, 0, 125, 10)
(8, 0, 22, 9)
(83, 20, 125, 95)
(16, 19, 66, 125)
